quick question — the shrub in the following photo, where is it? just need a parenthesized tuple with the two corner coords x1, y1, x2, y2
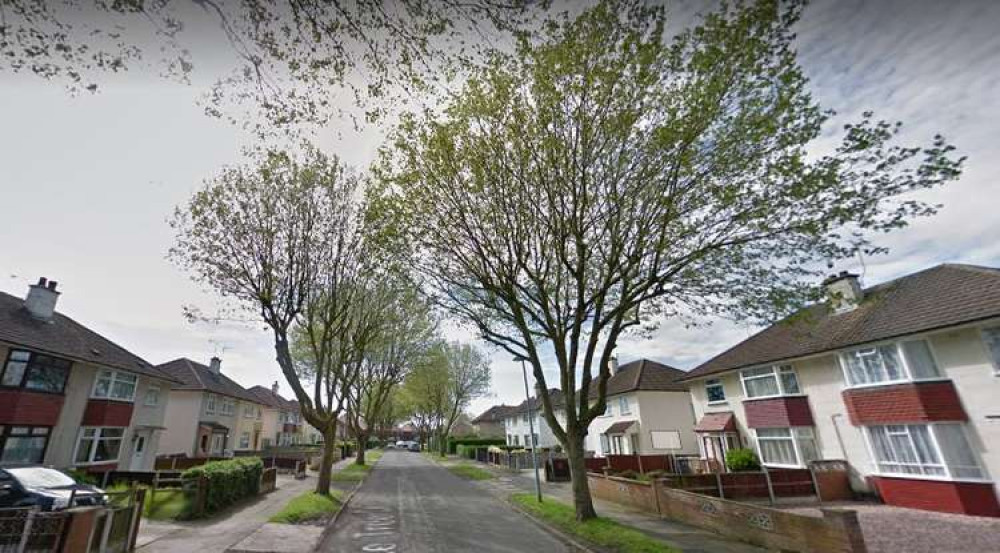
(65, 469, 98, 486)
(725, 448, 761, 472)
(446, 437, 505, 454)
(615, 469, 639, 480)
(183, 457, 263, 516)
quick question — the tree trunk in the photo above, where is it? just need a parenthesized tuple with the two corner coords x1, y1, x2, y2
(355, 433, 367, 465)
(566, 432, 597, 521)
(437, 429, 448, 457)
(315, 425, 338, 495)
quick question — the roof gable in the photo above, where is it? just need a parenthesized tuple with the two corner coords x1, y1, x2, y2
(157, 358, 262, 403)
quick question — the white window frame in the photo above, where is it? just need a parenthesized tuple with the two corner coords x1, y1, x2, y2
(740, 365, 801, 400)
(618, 396, 631, 415)
(74, 426, 125, 465)
(239, 432, 251, 449)
(144, 385, 160, 407)
(91, 369, 138, 402)
(981, 325, 1000, 376)
(220, 397, 235, 416)
(753, 427, 817, 469)
(862, 423, 987, 482)
(705, 378, 726, 404)
(838, 338, 946, 389)
(244, 403, 255, 417)
(205, 394, 217, 414)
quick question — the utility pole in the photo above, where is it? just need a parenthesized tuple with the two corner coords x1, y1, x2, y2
(515, 355, 542, 503)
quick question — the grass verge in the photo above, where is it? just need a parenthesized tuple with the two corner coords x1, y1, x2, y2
(269, 490, 343, 524)
(448, 464, 495, 481)
(511, 493, 678, 553)
(331, 449, 382, 482)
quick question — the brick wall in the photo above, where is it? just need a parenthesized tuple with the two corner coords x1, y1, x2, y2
(744, 396, 814, 428)
(872, 476, 1000, 517)
(588, 474, 659, 514)
(842, 381, 967, 425)
(0, 389, 64, 425)
(82, 399, 134, 427)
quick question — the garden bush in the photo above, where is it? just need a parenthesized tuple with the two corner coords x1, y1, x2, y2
(446, 437, 505, 454)
(182, 457, 263, 516)
(615, 469, 639, 480)
(66, 469, 98, 485)
(725, 448, 761, 472)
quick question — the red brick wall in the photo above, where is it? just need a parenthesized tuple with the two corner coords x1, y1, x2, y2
(872, 476, 1000, 517)
(744, 396, 814, 428)
(0, 389, 64, 426)
(842, 381, 967, 425)
(81, 400, 134, 427)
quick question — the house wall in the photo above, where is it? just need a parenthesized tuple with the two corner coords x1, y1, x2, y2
(157, 391, 203, 457)
(473, 421, 505, 438)
(46, 361, 98, 467)
(233, 401, 265, 451)
(634, 391, 700, 455)
(259, 406, 280, 448)
(504, 410, 562, 449)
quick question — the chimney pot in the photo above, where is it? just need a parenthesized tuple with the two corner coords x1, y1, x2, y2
(209, 356, 222, 374)
(24, 277, 60, 320)
(271, 381, 279, 394)
(47, 281, 57, 291)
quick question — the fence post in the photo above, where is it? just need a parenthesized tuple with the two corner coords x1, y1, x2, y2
(808, 464, 823, 502)
(60, 507, 101, 553)
(762, 468, 776, 505)
(99, 508, 114, 552)
(194, 475, 208, 518)
(128, 488, 147, 552)
(715, 472, 724, 499)
(16, 506, 37, 553)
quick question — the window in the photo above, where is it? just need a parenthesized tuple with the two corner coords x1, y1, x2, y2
(205, 394, 216, 414)
(840, 339, 942, 387)
(507, 434, 513, 446)
(256, 407, 262, 419)
(982, 326, 1000, 375)
(602, 402, 612, 417)
(866, 424, 983, 480)
(92, 370, 137, 401)
(0, 426, 49, 464)
(741, 365, 800, 399)
(74, 427, 124, 464)
(220, 397, 235, 416)
(521, 413, 529, 424)
(523, 434, 530, 447)
(244, 404, 255, 417)
(532, 434, 539, 447)
(599, 434, 610, 455)
(650, 430, 682, 450)
(2, 350, 70, 393)
(618, 396, 631, 415)
(513, 435, 520, 446)
(144, 385, 160, 407)
(239, 432, 250, 449)
(755, 427, 818, 467)
(706, 379, 726, 403)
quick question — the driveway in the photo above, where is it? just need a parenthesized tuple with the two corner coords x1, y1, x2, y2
(319, 450, 569, 552)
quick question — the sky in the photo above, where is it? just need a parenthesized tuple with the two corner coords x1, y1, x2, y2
(1, 0, 999, 418)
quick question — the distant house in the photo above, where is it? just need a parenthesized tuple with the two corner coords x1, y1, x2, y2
(0, 277, 178, 472)
(472, 404, 515, 437)
(502, 390, 565, 449)
(246, 382, 306, 447)
(156, 357, 267, 457)
(683, 264, 1000, 517)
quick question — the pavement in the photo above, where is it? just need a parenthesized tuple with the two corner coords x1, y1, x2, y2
(138, 457, 356, 553)
(318, 449, 570, 552)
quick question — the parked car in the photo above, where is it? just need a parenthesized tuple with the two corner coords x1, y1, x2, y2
(407, 442, 421, 452)
(0, 467, 106, 511)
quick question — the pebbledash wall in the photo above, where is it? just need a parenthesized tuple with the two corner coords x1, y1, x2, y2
(689, 324, 1000, 517)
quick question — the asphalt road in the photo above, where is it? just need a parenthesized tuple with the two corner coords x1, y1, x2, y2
(319, 449, 570, 553)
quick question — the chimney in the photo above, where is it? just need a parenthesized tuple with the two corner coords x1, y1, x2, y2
(209, 357, 222, 374)
(24, 277, 60, 321)
(271, 381, 279, 394)
(823, 271, 863, 313)
(609, 355, 619, 376)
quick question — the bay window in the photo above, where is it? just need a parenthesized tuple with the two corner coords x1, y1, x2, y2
(741, 365, 800, 399)
(866, 423, 983, 480)
(754, 427, 818, 467)
(2, 350, 70, 393)
(75, 427, 124, 464)
(0, 426, 50, 464)
(982, 326, 1000, 375)
(840, 339, 942, 387)
(706, 379, 726, 403)
(92, 369, 137, 401)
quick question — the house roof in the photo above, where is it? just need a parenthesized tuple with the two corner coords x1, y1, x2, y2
(472, 404, 516, 424)
(156, 358, 263, 403)
(694, 412, 736, 433)
(684, 264, 1000, 381)
(509, 389, 566, 416)
(246, 385, 299, 411)
(0, 290, 180, 384)
(588, 359, 689, 398)
(603, 420, 638, 435)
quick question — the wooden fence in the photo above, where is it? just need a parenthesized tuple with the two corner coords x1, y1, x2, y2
(583, 454, 704, 474)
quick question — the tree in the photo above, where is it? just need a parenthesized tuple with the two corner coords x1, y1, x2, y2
(381, 0, 963, 519)
(171, 145, 373, 495)
(435, 342, 491, 456)
(399, 345, 450, 451)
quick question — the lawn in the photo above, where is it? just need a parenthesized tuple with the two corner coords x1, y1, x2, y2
(269, 490, 343, 524)
(447, 464, 495, 481)
(144, 488, 190, 520)
(511, 493, 678, 553)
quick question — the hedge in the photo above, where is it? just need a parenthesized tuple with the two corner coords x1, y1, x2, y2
(182, 457, 263, 516)
(446, 437, 505, 454)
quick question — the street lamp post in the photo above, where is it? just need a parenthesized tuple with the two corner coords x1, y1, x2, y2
(515, 355, 543, 503)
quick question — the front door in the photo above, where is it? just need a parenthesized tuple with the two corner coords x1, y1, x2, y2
(130, 430, 150, 471)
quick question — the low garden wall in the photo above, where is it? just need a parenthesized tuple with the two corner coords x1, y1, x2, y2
(588, 474, 658, 513)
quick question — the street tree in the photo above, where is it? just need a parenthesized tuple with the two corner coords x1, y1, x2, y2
(435, 342, 491, 457)
(381, 0, 964, 519)
(171, 146, 376, 495)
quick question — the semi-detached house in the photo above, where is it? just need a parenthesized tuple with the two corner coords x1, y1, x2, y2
(246, 383, 306, 447)
(0, 278, 178, 473)
(683, 264, 1000, 517)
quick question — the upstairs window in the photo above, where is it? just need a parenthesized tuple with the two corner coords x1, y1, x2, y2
(144, 386, 160, 407)
(618, 397, 631, 415)
(2, 350, 71, 393)
(741, 365, 800, 399)
(92, 370, 137, 402)
(220, 397, 235, 416)
(982, 326, 1000, 375)
(705, 379, 726, 403)
(244, 404, 256, 417)
(841, 339, 942, 387)
(205, 394, 217, 414)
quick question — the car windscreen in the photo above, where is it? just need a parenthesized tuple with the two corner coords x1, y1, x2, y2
(6, 468, 76, 488)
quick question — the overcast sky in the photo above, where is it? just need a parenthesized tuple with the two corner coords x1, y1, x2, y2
(1, 0, 998, 417)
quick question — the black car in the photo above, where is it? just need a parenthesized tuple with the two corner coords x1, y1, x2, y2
(0, 467, 106, 511)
